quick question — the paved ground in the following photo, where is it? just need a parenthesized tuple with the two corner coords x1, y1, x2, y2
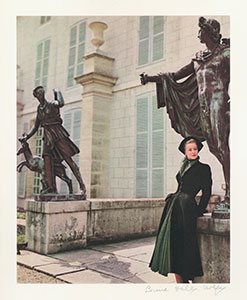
(17, 236, 176, 284)
(17, 265, 65, 284)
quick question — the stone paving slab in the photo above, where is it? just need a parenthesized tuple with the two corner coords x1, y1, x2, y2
(108, 244, 154, 260)
(49, 249, 112, 265)
(88, 236, 155, 253)
(17, 250, 60, 268)
(86, 254, 148, 280)
(34, 261, 86, 277)
(126, 269, 176, 284)
(57, 269, 127, 284)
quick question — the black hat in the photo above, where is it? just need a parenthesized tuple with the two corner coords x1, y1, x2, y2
(178, 136, 203, 154)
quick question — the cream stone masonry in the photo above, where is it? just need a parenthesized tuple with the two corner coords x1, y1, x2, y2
(25, 199, 90, 254)
(75, 52, 117, 198)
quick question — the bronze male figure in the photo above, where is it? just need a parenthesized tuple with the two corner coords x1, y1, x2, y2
(141, 17, 230, 204)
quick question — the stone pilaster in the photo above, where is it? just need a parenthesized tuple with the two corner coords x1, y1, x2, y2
(75, 53, 117, 198)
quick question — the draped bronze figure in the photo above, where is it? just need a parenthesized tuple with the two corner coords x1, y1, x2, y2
(141, 17, 230, 205)
(19, 86, 86, 197)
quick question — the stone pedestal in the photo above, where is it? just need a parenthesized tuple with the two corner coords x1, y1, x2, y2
(75, 52, 117, 198)
(24, 199, 90, 254)
(193, 215, 230, 283)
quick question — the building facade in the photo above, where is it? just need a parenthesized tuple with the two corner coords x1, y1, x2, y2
(17, 16, 230, 202)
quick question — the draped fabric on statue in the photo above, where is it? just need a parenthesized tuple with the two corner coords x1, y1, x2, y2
(155, 72, 205, 142)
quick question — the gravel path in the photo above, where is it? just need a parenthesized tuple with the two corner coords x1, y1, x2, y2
(17, 264, 66, 284)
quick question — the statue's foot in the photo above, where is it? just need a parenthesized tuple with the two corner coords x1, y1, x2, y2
(80, 188, 87, 199)
(40, 187, 57, 195)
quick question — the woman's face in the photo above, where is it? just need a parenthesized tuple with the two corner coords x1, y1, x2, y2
(185, 142, 198, 160)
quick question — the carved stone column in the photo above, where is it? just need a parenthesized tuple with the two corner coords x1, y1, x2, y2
(75, 53, 117, 198)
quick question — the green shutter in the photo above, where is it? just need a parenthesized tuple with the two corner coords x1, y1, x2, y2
(136, 94, 165, 198)
(35, 39, 50, 88)
(153, 16, 164, 35)
(64, 113, 72, 134)
(137, 97, 148, 132)
(136, 97, 149, 197)
(138, 16, 150, 66)
(70, 26, 77, 46)
(153, 34, 164, 61)
(139, 16, 149, 40)
(136, 133, 148, 169)
(152, 95, 164, 197)
(79, 22, 86, 42)
(136, 170, 148, 198)
(68, 22, 86, 86)
(152, 169, 164, 198)
(73, 110, 81, 147)
(152, 95, 164, 131)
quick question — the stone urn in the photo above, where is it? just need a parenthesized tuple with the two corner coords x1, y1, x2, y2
(89, 21, 108, 50)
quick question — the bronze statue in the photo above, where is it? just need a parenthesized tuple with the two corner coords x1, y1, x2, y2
(140, 17, 230, 204)
(19, 86, 86, 197)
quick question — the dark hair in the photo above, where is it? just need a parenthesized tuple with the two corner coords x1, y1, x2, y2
(33, 86, 44, 96)
(199, 16, 222, 44)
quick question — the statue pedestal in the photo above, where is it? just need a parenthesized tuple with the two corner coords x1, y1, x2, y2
(193, 215, 230, 283)
(24, 197, 90, 254)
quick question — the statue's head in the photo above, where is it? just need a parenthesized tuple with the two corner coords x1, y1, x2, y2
(33, 86, 45, 100)
(198, 16, 222, 44)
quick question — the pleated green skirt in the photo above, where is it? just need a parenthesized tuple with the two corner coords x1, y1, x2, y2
(149, 192, 203, 281)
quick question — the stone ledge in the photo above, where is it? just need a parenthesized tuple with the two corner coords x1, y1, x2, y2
(90, 198, 165, 210)
(24, 199, 90, 214)
(197, 215, 230, 236)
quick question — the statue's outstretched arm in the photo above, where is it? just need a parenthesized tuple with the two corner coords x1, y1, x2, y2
(171, 61, 194, 81)
(53, 89, 64, 107)
(26, 117, 41, 140)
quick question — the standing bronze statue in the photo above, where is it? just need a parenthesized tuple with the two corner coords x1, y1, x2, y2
(140, 16, 230, 206)
(19, 86, 86, 197)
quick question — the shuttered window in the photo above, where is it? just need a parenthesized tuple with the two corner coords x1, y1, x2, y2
(33, 127, 44, 195)
(67, 21, 86, 87)
(60, 110, 82, 193)
(138, 16, 165, 66)
(136, 94, 165, 198)
(35, 39, 51, 89)
(18, 122, 29, 198)
(40, 16, 51, 25)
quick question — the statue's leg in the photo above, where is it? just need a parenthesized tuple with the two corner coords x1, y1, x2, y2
(41, 155, 56, 194)
(65, 157, 86, 196)
(54, 164, 73, 194)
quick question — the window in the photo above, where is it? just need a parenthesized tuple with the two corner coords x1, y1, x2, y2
(67, 21, 86, 87)
(35, 39, 51, 89)
(136, 94, 165, 198)
(138, 16, 165, 66)
(60, 110, 82, 193)
(18, 122, 29, 198)
(40, 16, 51, 25)
(33, 127, 44, 195)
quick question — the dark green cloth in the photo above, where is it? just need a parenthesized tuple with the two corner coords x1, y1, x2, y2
(149, 193, 176, 276)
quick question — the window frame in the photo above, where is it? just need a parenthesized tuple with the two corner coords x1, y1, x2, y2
(137, 16, 166, 68)
(40, 16, 51, 26)
(66, 20, 87, 88)
(34, 38, 51, 90)
(135, 92, 165, 198)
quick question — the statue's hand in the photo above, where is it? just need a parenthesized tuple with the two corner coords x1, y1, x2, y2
(140, 73, 148, 85)
(18, 133, 28, 143)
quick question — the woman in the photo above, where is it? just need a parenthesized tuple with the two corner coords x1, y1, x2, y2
(149, 136, 212, 283)
(140, 16, 230, 203)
